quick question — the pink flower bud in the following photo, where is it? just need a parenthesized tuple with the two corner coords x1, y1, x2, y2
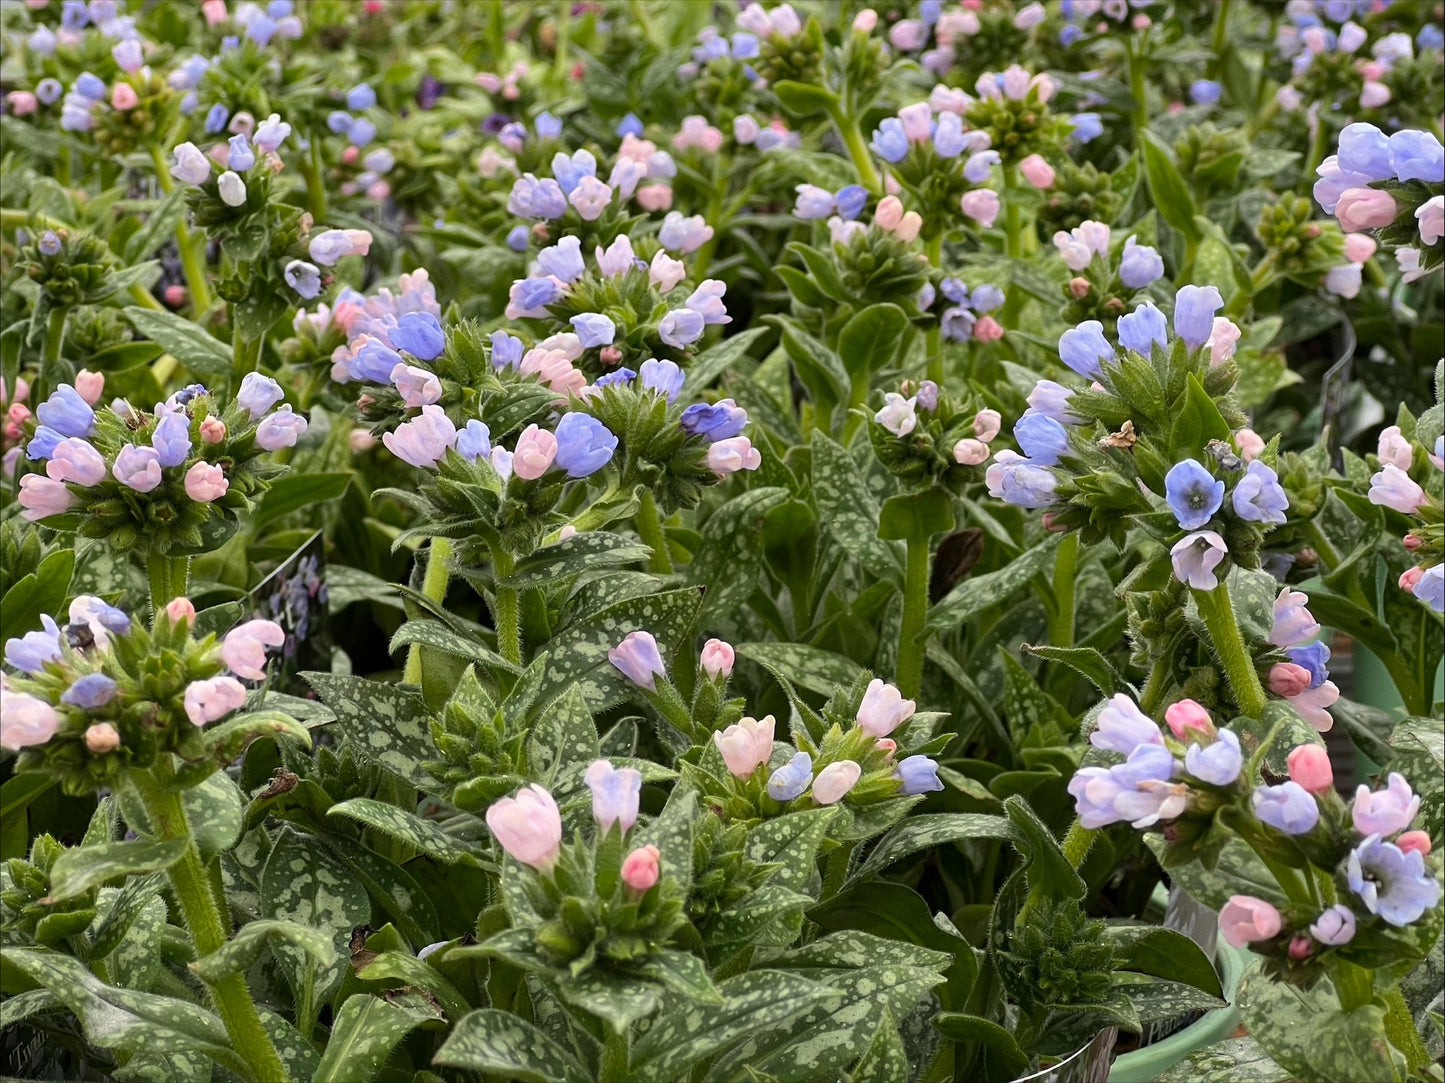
(953, 438, 990, 465)
(184, 461, 229, 502)
(1288, 936, 1313, 960)
(202, 0, 228, 26)
(200, 417, 226, 443)
(1335, 188, 1397, 233)
(853, 8, 878, 32)
(1400, 566, 1424, 592)
(1069, 276, 1091, 299)
(486, 784, 563, 872)
(1343, 232, 1377, 263)
(960, 189, 1000, 227)
(6, 91, 38, 116)
(874, 196, 904, 231)
(1404, 534, 1422, 551)
(599, 345, 623, 365)
(856, 678, 915, 737)
(74, 369, 104, 405)
(700, 638, 734, 679)
(714, 715, 775, 778)
(183, 675, 248, 725)
(1287, 743, 1334, 794)
(512, 424, 558, 480)
(165, 597, 196, 625)
(1269, 662, 1313, 698)
(973, 315, 1005, 342)
(896, 211, 923, 242)
(1219, 895, 1281, 948)
(1018, 154, 1056, 189)
(1376, 424, 1413, 470)
(636, 183, 673, 211)
(1164, 699, 1214, 740)
(221, 619, 286, 680)
(341, 145, 360, 166)
(111, 84, 139, 111)
(164, 285, 189, 308)
(874, 738, 896, 758)
(1397, 830, 1432, 856)
(812, 760, 862, 805)
(973, 409, 1002, 443)
(85, 723, 120, 753)
(1132, 13, 1151, 29)
(1234, 428, 1265, 461)
(621, 844, 661, 892)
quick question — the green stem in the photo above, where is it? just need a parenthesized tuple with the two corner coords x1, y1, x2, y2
(128, 766, 289, 1083)
(1048, 532, 1078, 648)
(305, 136, 327, 220)
(1331, 959, 1375, 1013)
(552, 0, 570, 85)
(147, 554, 190, 617)
(1139, 655, 1171, 714)
(403, 538, 453, 684)
(598, 1029, 629, 1083)
(149, 145, 213, 316)
(636, 490, 673, 574)
(1000, 162, 1024, 329)
(828, 102, 882, 195)
(1208, 0, 1231, 76)
(645, 679, 697, 741)
(840, 375, 870, 444)
(1017, 821, 1094, 927)
(492, 547, 521, 665)
(897, 536, 931, 699)
(1382, 986, 1432, 1070)
(39, 306, 68, 401)
(1128, 42, 1149, 143)
(1304, 118, 1330, 191)
(1192, 585, 1267, 718)
(924, 234, 945, 385)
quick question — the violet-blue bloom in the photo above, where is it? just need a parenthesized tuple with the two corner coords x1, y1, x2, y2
(535, 111, 563, 139)
(639, 359, 685, 401)
(971, 284, 1005, 312)
(1189, 79, 1222, 105)
(4, 615, 62, 673)
(1309, 904, 1357, 946)
(835, 185, 869, 221)
(1058, 320, 1113, 377)
(1184, 727, 1242, 786)
(1165, 459, 1225, 530)
(658, 308, 706, 349)
(1089, 694, 1164, 755)
(553, 412, 617, 477)
(1117, 302, 1168, 355)
(506, 225, 530, 252)
(1287, 641, 1330, 689)
(1253, 781, 1320, 835)
(346, 83, 376, 110)
(74, 72, 106, 100)
(571, 313, 616, 349)
(36, 386, 96, 438)
(985, 450, 1058, 509)
(61, 673, 118, 708)
(1388, 128, 1444, 183)
(1231, 459, 1289, 524)
(934, 111, 967, 157)
(513, 276, 559, 312)
(205, 104, 230, 134)
(895, 755, 945, 795)
(1173, 284, 1224, 347)
(150, 410, 192, 468)
(871, 118, 910, 163)
(1014, 412, 1071, 466)
(490, 330, 524, 370)
(348, 118, 377, 147)
(392, 312, 446, 360)
(616, 113, 643, 138)
(537, 236, 584, 282)
(1335, 122, 1394, 180)
(1070, 112, 1104, 142)
(237, 373, 284, 419)
(595, 368, 636, 388)
(767, 751, 814, 802)
(26, 426, 65, 461)
(584, 760, 642, 832)
(681, 400, 748, 442)
(940, 278, 969, 304)
(1068, 743, 1178, 829)
(551, 148, 597, 195)
(1347, 834, 1441, 926)
(456, 420, 491, 462)
(794, 184, 835, 219)
(963, 149, 1001, 183)
(1027, 380, 1075, 423)
(327, 110, 353, 135)
(349, 339, 405, 383)
(228, 135, 256, 171)
(1119, 237, 1165, 288)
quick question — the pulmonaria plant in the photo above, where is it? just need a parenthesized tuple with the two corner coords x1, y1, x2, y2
(1367, 369, 1445, 613)
(1051, 219, 1166, 326)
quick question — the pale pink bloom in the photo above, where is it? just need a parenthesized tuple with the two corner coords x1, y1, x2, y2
(1359, 81, 1391, 108)
(714, 714, 775, 777)
(1205, 318, 1241, 365)
(1289, 680, 1340, 732)
(165, 597, 196, 625)
(512, 425, 558, 479)
(700, 638, 734, 679)
(201, 417, 226, 444)
(1164, 699, 1213, 740)
(1287, 744, 1333, 794)
(18, 474, 75, 520)
(2, 689, 60, 750)
(202, 0, 228, 26)
(184, 461, 228, 502)
(6, 91, 38, 116)
(707, 437, 761, 474)
(222, 620, 285, 680)
(568, 175, 612, 220)
(1417, 195, 1444, 246)
(486, 784, 563, 872)
(636, 184, 673, 211)
(649, 250, 686, 293)
(673, 115, 723, 153)
(853, 8, 878, 32)
(973, 315, 1004, 341)
(46, 438, 107, 486)
(874, 196, 904, 231)
(960, 189, 999, 227)
(85, 723, 121, 753)
(954, 438, 990, 465)
(973, 409, 1002, 442)
(1219, 895, 1281, 948)
(183, 675, 248, 725)
(1018, 153, 1055, 188)
(1368, 464, 1425, 513)
(812, 760, 862, 804)
(1234, 428, 1266, 461)
(390, 363, 442, 407)
(110, 84, 138, 111)
(856, 678, 915, 737)
(1343, 232, 1378, 263)
(896, 211, 922, 243)
(1376, 425, 1413, 470)
(1335, 188, 1397, 232)
(889, 19, 926, 49)
(1353, 772, 1421, 836)
(899, 102, 934, 143)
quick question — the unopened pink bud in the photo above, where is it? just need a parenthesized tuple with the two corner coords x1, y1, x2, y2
(1018, 154, 1056, 189)
(164, 284, 189, 307)
(1343, 232, 1377, 263)
(1041, 512, 1067, 532)
(1069, 276, 1091, 299)
(85, 723, 121, 753)
(74, 369, 104, 405)
(1397, 830, 1432, 855)
(111, 84, 139, 111)
(1287, 743, 1333, 793)
(853, 8, 878, 32)
(973, 315, 1004, 342)
(874, 738, 896, 757)
(1164, 699, 1214, 740)
(599, 345, 623, 365)
(953, 438, 990, 465)
(973, 409, 1002, 442)
(1404, 534, 1422, 551)
(1288, 936, 1313, 960)
(165, 597, 196, 625)
(700, 638, 734, 679)
(875, 195, 904, 232)
(621, 844, 661, 892)
(896, 210, 923, 243)
(1132, 13, 1150, 29)
(1399, 567, 1424, 592)
(342, 145, 360, 165)
(1269, 662, 1313, 698)
(1234, 428, 1266, 461)
(200, 417, 226, 443)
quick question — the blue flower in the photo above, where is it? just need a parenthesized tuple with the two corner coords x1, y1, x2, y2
(349, 339, 405, 383)
(571, 313, 617, 349)
(490, 331, 524, 370)
(74, 72, 106, 101)
(940, 277, 969, 304)
(1070, 112, 1103, 142)
(245, 13, 278, 45)
(870, 118, 910, 163)
(237, 373, 284, 420)
(963, 149, 1000, 183)
(731, 32, 759, 58)
(61, 673, 118, 708)
(4, 615, 62, 673)
(228, 135, 256, 171)
(985, 451, 1058, 509)
(1388, 129, 1444, 184)
(1165, 459, 1225, 530)
(834, 185, 868, 221)
(1252, 781, 1320, 835)
(1336, 122, 1393, 181)
(456, 420, 491, 461)
(514, 276, 559, 312)
(934, 111, 966, 158)
(1189, 79, 1222, 105)
(1348, 835, 1442, 926)
(639, 359, 685, 401)
(1027, 380, 1075, 423)
(1183, 728, 1242, 786)
(392, 312, 446, 361)
(551, 148, 597, 195)
(26, 426, 65, 460)
(327, 110, 354, 135)
(680, 400, 748, 442)
(658, 308, 705, 349)
(1287, 641, 1330, 689)
(1116, 302, 1168, 355)
(595, 368, 636, 388)
(1119, 236, 1164, 289)
(1058, 320, 1113, 378)
(535, 111, 563, 140)
(553, 413, 617, 477)
(537, 236, 584, 282)
(767, 751, 813, 801)
(1172, 284, 1223, 348)
(205, 104, 230, 134)
(346, 83, 376, 111)
(1014, 412, 1071, 466)
(1231, 459, 1288, 524)
(36, 385, 96, 438)
(615, 113, 643, 138)
(505, 225, 530, 252)
(348, 118, 377, 147)
(1060, 24, 1083, 46)
(151, 410, 192, 467)
(895, 755, 945, 795)
(971, 285, 1005, 312)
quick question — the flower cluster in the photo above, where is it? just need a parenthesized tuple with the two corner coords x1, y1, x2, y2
(17, 376, 305, 554)
(2, 599, 284, 792)
(505, 138, 679, 225)
(1369, 421, 1445, 613)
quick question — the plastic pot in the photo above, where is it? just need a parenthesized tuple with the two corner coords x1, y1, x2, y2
(1012, 1026, 1118, 1083)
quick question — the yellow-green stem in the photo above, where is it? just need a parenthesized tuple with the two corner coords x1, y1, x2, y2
(1049, 532, 1078, 648)
(147, 554, 190, 618)
(403, 538, 453, 684)
(828, 102, 882, 195)
(1332, 959, 1374, 1013)
(1192, 585, 1267, 717)
(924, 234, 945, 385)
(128, 766, 289, 1083)
(493, 547, 521, 665)
(897, 537, 931, 699)
(305, 136, 327, 220)
(637, 490, 674, 574)
(148, 145, 214, 316)
(1382, 986, 1432, 1070)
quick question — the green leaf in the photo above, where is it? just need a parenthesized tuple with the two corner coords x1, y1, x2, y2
(633, 950, 724, 1004)
(0, 548, 74, 642)
(203, 710, 313, 768)
(1116, 974, 1226, 1024)
(1152, 1036, 1291, 1083)
(1146, 835, 1287, 912)
(1139, 130, 1200, 242)
(184, 772, 244, 862)
(526, 683, 601, 784)
(772, 79, 838, 116)
(302, 673, 435, 789)
(927, 534, 1061, 632)
(322, 839, 441, 949)
(734, 641, 864, 697)
(389, 620, 521, 676)
(433, 1009, 589, 1082)
(46, 838, 187, 903)
(630, 970, 841, 1081)
(123, 307, 232, 376)
(506, 532, 652, 587)
(1022, 643, 1122, 696)
(933, 1013, 1029, 1082)
(1170, 373, 1234, 459)
(354, 951, 470, 1019)
(1237, 965, 1406, 1083)
(252, 473, 352, 531)
(555, 969, 664, 1032)
(1003, 796, 1085, 901)
(122, 190, 187, 264)
(688, 488, 790, 618)
(1105, 925, 1223, 998)
(312, 991, 443, 1083)
(837, 303, 910, 379)
(87, 873, 165, 960)
(327, 798, 480, 864)
(190, 919, 335, 984)
(744, 807, 838, 891)
(851, 813, 1016, 884)
(878, 489, 956, 543)
(810, 433, 904, 584)
(781, 322, 850, 406)
(851, 1009, 910, 1082)
(686, 327, 770, 392)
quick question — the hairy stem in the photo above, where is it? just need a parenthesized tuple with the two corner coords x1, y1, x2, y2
(147, 554, 190, 618)
(492, 547, 521, 665)
(1193, 585, 1267, 718)
(404, 537, 453, 684)
(636, 490, 674, 574)
(897, 537, 931, 699)
(828, 102, 882, 195)
(1048, 532, 1078, 649)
